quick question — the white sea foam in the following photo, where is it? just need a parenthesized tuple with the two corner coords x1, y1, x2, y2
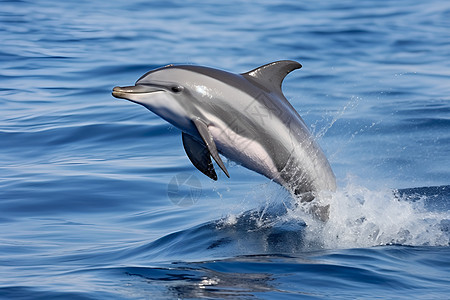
(219, 178, 449, 250)
(291, 181, 450, 249)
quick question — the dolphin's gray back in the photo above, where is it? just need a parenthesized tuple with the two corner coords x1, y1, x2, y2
(177, 64, 336, 194)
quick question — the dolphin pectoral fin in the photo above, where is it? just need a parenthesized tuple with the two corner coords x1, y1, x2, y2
(192, 119, 230, 178)
(182, 132, 218, 181)
(241, 60, 302, 96)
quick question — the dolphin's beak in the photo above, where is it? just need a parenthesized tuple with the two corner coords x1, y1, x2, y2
(112, 85, 163, 100)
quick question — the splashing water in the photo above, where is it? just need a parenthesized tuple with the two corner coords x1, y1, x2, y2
(281, 95, 450, 249)
(312, 95, 362, 140)
(288, 181, 450, 249)
(219, 178, 449, 253)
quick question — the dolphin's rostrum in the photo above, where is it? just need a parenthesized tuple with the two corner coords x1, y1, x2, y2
(112, 60, 336, 201)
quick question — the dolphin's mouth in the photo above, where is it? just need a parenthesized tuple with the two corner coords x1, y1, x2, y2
(112, 85, 164, 99)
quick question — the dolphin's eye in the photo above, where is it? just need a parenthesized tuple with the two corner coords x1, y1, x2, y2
(171, 86, 183, 93)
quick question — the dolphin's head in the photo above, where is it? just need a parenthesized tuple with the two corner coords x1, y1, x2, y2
(112, 65, 196, 130)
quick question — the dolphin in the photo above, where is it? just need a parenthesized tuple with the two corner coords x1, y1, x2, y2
(112, 60, 336, 200)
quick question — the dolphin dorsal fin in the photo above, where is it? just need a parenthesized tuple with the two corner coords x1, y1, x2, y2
(241, 60, 302, 95)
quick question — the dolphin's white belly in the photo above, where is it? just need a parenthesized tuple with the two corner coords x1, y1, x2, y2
(208, 124, 281, 181)
(203, 92, 336, 193)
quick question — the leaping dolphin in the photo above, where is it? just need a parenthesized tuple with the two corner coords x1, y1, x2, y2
(112, 60, 336, 199)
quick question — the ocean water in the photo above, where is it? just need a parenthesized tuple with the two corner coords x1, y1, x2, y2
(1, 0, 449, 299)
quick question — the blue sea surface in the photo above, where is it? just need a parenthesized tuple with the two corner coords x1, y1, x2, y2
(1, 0, 450, 299)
